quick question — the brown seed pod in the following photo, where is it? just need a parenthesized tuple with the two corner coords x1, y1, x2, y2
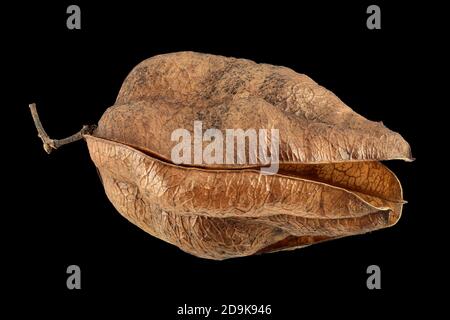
(30, 51, 412, 260)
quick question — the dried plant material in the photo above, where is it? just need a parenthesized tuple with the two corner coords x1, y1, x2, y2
(30, 52, 412, 260)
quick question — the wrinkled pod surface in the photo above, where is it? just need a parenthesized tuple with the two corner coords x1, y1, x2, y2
(35, 52, 413, 260)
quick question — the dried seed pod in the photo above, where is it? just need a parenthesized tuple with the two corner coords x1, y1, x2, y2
(31, 52, 412, 260)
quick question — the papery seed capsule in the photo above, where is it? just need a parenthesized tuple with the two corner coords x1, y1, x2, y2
(31, 52, 412, 260)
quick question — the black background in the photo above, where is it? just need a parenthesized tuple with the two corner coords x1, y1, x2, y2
(4, 0, 442, 317)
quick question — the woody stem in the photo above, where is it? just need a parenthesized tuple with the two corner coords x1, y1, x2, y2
(29, 103, 96, 154)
